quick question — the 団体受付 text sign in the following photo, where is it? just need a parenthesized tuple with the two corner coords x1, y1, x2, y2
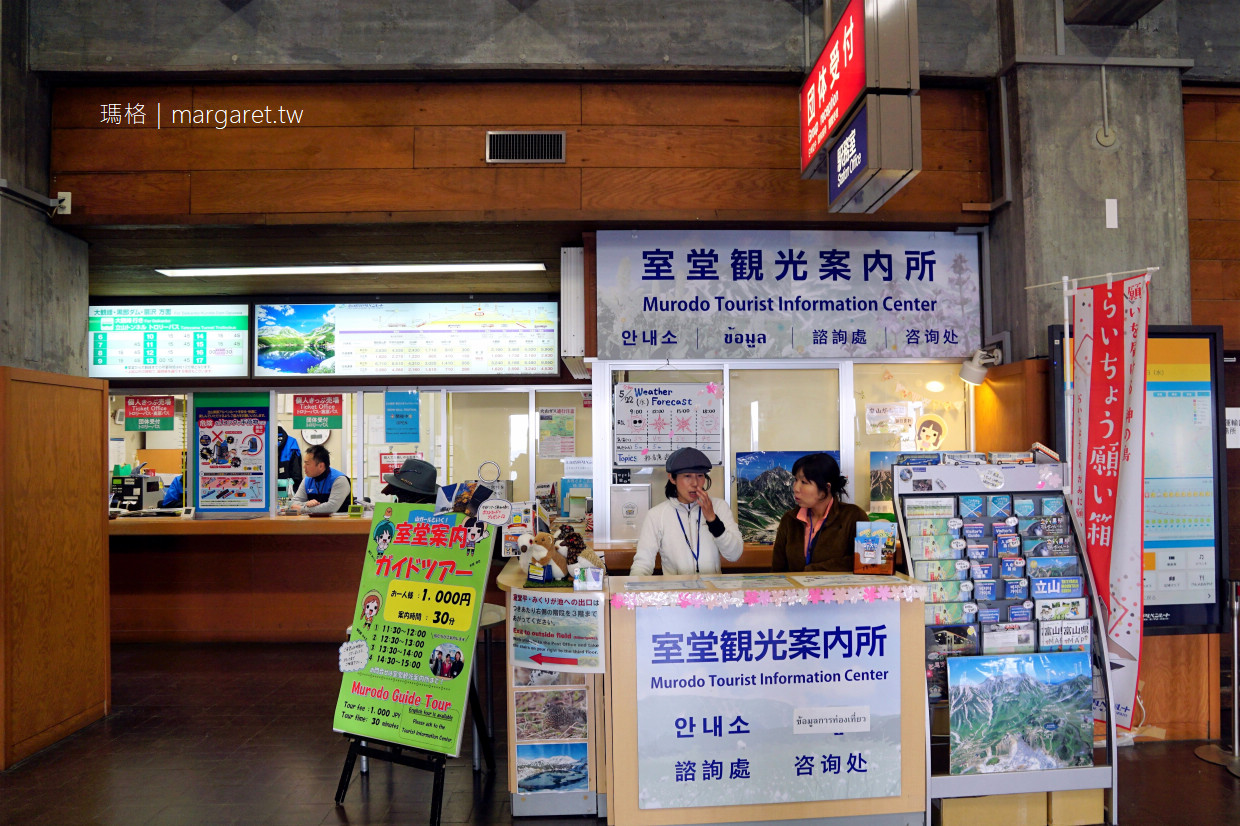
(634, 598, 901, 808)
(293, 394, 343, 429)
(800, 0, 867, 173)
(596, 229, 979, 360)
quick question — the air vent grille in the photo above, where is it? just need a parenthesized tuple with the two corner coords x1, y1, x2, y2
(486, 131, 566, 163)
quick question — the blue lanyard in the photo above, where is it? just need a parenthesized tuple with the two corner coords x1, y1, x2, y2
(804, 504, 831, 565)
(675, 504, 702, 571)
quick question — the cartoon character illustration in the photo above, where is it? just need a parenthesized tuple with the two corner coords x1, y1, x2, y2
(372, 520, 395, 558)
(359, 590, 382, 629)
(915, 414, 946, 451)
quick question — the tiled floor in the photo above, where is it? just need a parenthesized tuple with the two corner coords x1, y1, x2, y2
(0, 643, 1236, 825)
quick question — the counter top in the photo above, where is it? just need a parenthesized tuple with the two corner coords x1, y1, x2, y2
(109, 514, 372, 536)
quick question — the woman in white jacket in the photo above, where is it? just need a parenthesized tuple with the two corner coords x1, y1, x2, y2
(629, 447, 743, 576)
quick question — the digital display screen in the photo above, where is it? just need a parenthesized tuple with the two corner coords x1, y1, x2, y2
(89, 305, 249, 378)
(253, 301, 558, 377)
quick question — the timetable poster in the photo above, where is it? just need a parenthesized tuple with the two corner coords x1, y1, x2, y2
(254, 302, 558, 377)
(89, 304, 249, 378)
(193, 392, 269, 513)
(634, 599, 901, 808)
(614, 383, 723, 467)
(1142, 337, 1219, 629)
(334, 505, 494, 756)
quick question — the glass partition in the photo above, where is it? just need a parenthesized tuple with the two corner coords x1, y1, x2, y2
(852, 363, 971, 512)
(448, 391, 531, 502)
(360, 390, 440, 503)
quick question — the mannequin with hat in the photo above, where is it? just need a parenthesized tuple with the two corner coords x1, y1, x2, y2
(629, 447, 743, 576)
(381, 458, 439, 505)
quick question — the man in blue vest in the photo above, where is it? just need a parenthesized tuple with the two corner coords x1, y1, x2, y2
(289, 444, 352, 514)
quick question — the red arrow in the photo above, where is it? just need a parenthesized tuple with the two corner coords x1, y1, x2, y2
(530, 652, 578, 666)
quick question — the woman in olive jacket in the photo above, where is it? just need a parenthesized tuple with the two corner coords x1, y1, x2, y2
(770, 453, 869, 573)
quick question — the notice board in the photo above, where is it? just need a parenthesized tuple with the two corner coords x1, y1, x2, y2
(613, 382, 723, 468)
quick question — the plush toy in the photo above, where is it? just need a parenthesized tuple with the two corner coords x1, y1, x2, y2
(517, 532, 570, 581)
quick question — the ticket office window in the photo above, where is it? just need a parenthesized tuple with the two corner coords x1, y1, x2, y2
(852, 362, 971, 512)
(107, 393, 189, 485)
(274, 392, 356, 486)
(448, 391, 531, 502)
(361, 390, 440, 504)
(728, 368, 842, 538)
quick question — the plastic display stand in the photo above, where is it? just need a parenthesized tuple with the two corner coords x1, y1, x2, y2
(893, 463, 1119, 826)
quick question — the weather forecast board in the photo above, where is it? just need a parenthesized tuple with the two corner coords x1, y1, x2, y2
(89, 304, 249, 378)
(253, 301, 559, 377)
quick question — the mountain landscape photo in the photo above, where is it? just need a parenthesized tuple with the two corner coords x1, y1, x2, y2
(255, 304, 337, 374)
(735, 452, 802, 543)
(948, 652, 1093, 775)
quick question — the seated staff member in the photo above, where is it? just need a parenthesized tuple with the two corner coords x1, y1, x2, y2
(289, 444, 353, 514)
(629, 447, 743, 576)
(771, 452, 869, 573)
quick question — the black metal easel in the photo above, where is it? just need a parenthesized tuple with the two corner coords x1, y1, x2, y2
(334, 681, 495, 826)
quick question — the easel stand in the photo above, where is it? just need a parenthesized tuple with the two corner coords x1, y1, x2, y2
(335, 682, 496, 826)
(1196, 580, 1240, 778)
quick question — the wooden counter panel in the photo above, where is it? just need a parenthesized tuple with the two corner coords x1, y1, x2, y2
(110, 515, 372, 536)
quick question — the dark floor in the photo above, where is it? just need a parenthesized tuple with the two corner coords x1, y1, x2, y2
(1, 644, 1237, 825)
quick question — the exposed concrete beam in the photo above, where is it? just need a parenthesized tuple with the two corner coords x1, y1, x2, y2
(1063, 0, 1168, 26)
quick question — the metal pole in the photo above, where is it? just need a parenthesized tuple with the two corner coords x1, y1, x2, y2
(1195, 580, 1240, 777)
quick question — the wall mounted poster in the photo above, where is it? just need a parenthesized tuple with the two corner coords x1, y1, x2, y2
(596, 229, 980, 360)
(613, 382, 723, 467)
(634, 599, 901, 808)
(947, 652, 1093, 775)
(538, 407, 576, 458)
(193, 391, 270, 513)
(735, 451, 840, 543)
(333, 504, 495, 756)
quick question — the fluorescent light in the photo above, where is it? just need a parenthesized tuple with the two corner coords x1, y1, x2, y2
(925, 380, 945, 393)
(157, 263, 547, 277)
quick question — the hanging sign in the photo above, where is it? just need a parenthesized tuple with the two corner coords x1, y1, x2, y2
(384, 391, 421, 442)
(333, 504, 495, 756)
(1069, 273, 1149, 730)
(800, 0, 868, 173)
(293, 394, 343, 429)
(124, 395, 175, 431)
(193, 391, 270, 513)
(597, 229, 979, 360)
(613, 382, 724, 467)
(828, 95, 921, 214)
(379, 452, 424, 478)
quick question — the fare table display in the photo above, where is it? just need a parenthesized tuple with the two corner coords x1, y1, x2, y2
(334, 504, 494, 756)
(607, 573, 928, 825)
(89, 304, 249, 378)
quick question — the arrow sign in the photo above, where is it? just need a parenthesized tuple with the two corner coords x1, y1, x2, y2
(530, 652, 579, 666)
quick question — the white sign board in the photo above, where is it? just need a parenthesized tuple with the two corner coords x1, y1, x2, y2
(613, 383, 723, 468)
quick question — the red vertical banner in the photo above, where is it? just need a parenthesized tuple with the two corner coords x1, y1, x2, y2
(1070, 274, 1148, 730)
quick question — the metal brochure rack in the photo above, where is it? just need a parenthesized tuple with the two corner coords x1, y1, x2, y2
(893, 463, 1118, 826)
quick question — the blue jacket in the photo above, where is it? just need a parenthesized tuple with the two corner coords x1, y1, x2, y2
(305, 467, 352, 512)
(159, 475, 184, 508)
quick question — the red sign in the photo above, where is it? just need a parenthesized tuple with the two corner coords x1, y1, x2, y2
(293, 394, 342, 417)
(379, 452, 424, 477)
(125, 396, 174, 418)
(799, 0, 867, 173)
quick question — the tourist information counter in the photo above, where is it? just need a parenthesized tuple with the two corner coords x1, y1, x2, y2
(498, 560, 928, 824)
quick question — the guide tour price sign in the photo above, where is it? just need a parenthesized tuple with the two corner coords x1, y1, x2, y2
(334, 504, 495, 756)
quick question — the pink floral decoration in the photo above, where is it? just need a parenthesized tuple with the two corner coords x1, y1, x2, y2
(877, 586, 893, 601)
(744, 590, 761, 605)
(862, 586, 878, 603)
(820, 588, 836, 604)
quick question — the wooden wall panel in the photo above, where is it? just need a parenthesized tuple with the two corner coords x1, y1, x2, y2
(1137, 634, 1221, 741)
(972, 359, 1050, 453)
(51, 83, 991, 226)
(1, 369, 109, 769)
(1188, 92, 1240, 347)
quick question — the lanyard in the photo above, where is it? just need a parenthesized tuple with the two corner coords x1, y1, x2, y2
(804, 501, 832, 565)
(675, 504, 702, 571)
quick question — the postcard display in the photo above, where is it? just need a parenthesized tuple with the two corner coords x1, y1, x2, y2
(894, 464, 1118, 816)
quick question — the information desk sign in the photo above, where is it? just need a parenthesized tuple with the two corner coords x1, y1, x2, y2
(829, 94, 922, 214)
(124, 395, 175, 431)
(293, 394, 342, 429)
(634, 598, 901, 808)
(334, 505, 495, 757)
(800, 0, 920, 180)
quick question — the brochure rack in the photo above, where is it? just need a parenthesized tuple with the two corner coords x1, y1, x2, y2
(893, 463, 1118, 826)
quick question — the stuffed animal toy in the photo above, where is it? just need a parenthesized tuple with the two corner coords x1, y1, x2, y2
(517, 532, 570, 581)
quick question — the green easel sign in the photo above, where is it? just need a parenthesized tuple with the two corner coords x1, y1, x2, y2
(333, 504, 494, 756)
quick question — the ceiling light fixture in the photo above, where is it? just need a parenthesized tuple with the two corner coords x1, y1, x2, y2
(959, 346, 1003, 386)
(156, 263, 547, 277)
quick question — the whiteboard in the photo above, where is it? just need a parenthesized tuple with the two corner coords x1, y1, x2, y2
(612, 383, 723, 467)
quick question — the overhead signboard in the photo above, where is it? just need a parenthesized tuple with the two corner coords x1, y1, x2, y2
(89, 304, 249, 379)
(799, 0, 920, 181)
(828, 95, 922, 214)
